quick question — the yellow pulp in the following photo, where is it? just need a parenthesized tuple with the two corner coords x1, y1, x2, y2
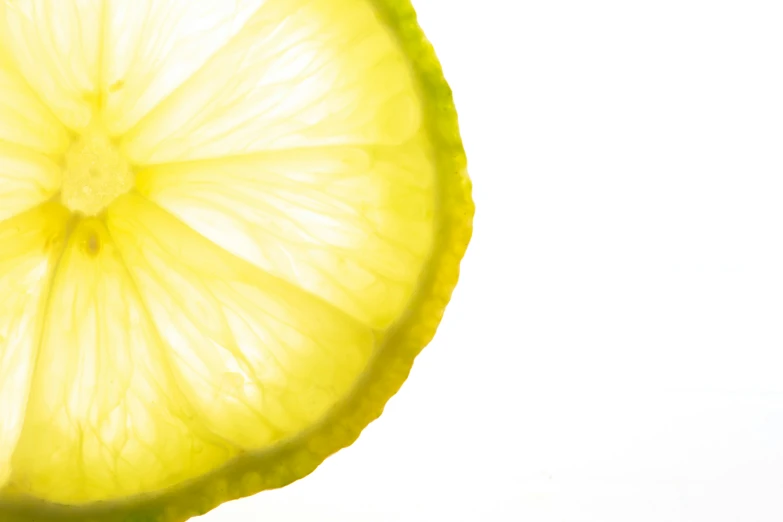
(0, 0, 436, 504)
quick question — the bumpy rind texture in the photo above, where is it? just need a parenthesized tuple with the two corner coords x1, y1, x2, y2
(0, 0, 473, 520)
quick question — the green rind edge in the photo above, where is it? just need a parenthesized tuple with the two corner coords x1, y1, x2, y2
(0, 0, 473, 520)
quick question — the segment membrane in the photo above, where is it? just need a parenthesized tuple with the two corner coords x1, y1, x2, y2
(136, 140, 435, 328)
(0, 0, 103, 130)
(9, 219, 235, 504)
(0, 56, 69, 154)
(102, 0, 265, 135)
(107, 194, 375, 450)
(0, 204, 70, 492)
(123, 0, 422, 164)
(0, 142, 63, 223)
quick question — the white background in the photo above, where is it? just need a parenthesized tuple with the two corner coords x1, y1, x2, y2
(203, 0, 783, 520)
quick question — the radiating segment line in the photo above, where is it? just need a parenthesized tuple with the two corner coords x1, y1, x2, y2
(0, 203, 72, 491)
(135, 139, 436, 328)
(102, 0, 267, 136)
(107, 193, 376, 450)
(9, 217, 236, 503)
(123, 0, 422, 164)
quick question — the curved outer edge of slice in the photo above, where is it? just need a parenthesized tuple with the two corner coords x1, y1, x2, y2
(0, 0, 473, 520)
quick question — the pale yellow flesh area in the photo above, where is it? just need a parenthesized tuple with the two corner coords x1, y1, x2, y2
(9, 217, 236, 502)
(0, 204, 70, 491)
(0, 0, 435, 506)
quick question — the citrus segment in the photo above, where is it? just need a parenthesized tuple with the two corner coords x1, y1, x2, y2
(135, 140, 435, 328)
(0, 0, 102, 131)
(107, 194, 376, 450)
(0, 203, 70, 491)
(0, 142, 62, 222)
(9, 219, 234, 504)
(0, 61, 69, 155)
(102, 0, 265, 136)
(122, 0, 421, 164)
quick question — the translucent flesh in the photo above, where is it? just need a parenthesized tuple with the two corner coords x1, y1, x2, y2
(9, 217, 235, 503)
(0, 0, 441, 506)
(135, 140, 434, 328)
(0, 204, 70, 491)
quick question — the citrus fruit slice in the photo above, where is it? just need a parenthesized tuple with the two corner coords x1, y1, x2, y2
(0, 0, 472, 520)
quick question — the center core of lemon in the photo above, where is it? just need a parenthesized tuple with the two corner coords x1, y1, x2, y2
(61, 124, 133, 216)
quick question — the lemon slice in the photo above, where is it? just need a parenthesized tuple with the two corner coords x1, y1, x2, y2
(0, 0, 472, 520)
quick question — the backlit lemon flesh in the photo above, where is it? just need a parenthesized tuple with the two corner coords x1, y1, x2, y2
(0, 0, 472, 520)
